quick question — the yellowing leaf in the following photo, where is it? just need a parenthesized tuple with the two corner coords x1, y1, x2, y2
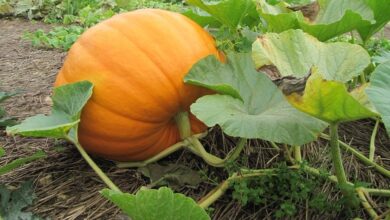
(287, 68, 377, 123)
(252, 29, 370, 82)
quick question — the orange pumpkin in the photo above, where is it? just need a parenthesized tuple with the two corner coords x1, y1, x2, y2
(54, 9, 222, 161)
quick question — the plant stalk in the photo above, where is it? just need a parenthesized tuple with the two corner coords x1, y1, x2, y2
(293, 145, 302, 163)
(269, 141, 280, 151)
(198, 164, 390, 209)
(174, 111, 192, 139)
(369, 119, 380, 161)
(329, 123, 348, 187)
(356, 188, 378, 218)
(116, 140, 188, 168)
(186, 136, 247, 167)
(364, 188, 390, 197)
(198, 179, 230, 209)
(320, 133, 390, 178)
(70, 137, 121, 192)
(198, 169, 271, 208)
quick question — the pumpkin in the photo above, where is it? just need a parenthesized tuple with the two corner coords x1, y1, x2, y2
(54, 9, 222, 161)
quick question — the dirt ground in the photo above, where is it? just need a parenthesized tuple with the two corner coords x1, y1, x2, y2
(1, 19, 390, 220)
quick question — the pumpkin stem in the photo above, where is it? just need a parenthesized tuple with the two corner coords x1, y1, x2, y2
(116, 141, 188, 168)
(174, 111, 192, 140)
(116, 133, 208, 168)
(186, 137, 247, 167)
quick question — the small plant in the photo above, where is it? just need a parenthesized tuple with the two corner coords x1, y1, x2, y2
(0, 180, 42, 220)
(230, 163, 345, 218)
(23, 26, 83, 50)
(19, 0, 186, 51)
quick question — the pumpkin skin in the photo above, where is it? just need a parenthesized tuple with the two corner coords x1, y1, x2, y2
(54, 9, 221, 161)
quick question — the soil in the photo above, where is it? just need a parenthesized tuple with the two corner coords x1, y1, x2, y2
(1, 18, 390, 220)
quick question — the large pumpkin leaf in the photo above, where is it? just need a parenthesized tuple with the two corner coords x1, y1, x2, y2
(184, 0, 260, 29)
(357, 0, 390, 41)
(287, 68, 377, 123)
(252, 29, 370, 82)
(258, 0, 375, 41)
(6, 81, 93, 139)
(101, 187, 210, 220)
(185, 53, 327, 145)
(366, 61, 390, 136)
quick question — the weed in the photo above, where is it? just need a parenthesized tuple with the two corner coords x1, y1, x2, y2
(230, 163, 357, 218)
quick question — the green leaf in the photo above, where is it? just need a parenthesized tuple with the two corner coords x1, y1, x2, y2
(287, 68, 377, 123)
(372, 51, 390, 65)
(357, 0, 390, 41)
(0, 150, 47, 176)
(0, 117, 17, 127)
(186, 0, 260, 29)
(14, 0, 35, 16)
(101, 187, 210, 220)
(366, 61, 390, 136)
(0, 147, 5, 158)
(0, 1, 13, 15)
(185, 53, 327, 145)
(258, 0, 375, 41)
(182, 10, 221, 28)
(252, 29, 370, 82)
(0, 91, 16, 102)
(6, 81, 93, 139)
(0, 181, 41, 220)
(138, 164, 202, 189)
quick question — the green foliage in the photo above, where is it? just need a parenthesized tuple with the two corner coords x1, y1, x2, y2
(231, 163, 344, 218)
(266, 0, 313, 5)
(366, 61, 390, 136)
(7, 81, 93, 140)
(138, 163, 202, 189)
(101, 187, 210, 220)
(185, 52, 327, 145)
(356, 0, 390, 41)
(288, 69, 377, 123)
(0, 150, 47, 176)
(252, 29, 371, 82)
(184, 0, 262, 52)
(0, 181, 41, 220)
(365, 37, 390, 57)
(0, 147, 5, 157)
(18, 0, 184, 51)
(258, 0, 376, 41)
(23, 26, 83, 50)
(0, 91, 16, 127)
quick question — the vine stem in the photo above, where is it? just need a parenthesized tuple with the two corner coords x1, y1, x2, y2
(187, 136, 247, 167)
(329, 123, 348, 186)
(293, 146, 302, 163)
(175, 111, 247, 167)
(319, 133, 390, 178)
(198, 164, 390, 209)
(356, 188, 378, 218)
(116, 141, 188, 168)
(174, 111, 192, 139)
(198, 179, 230, 209)
(369, 119, 380, 161)
(269, 141, 280, 151)
(116, 133, 208, 168)
(67, 134, 121, 192)
(198, 170, 271, 208)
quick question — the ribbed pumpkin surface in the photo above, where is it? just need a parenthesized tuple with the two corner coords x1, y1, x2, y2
(55, 9, 221, 161)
